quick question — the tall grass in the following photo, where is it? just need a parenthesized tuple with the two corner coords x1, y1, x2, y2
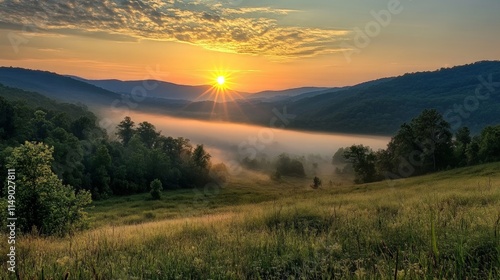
(1, 163, 500, 279)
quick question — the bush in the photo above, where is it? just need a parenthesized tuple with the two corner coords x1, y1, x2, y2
(276, 154, 306, 177)
(150, 179, 163, 200)
(5, 142, 92, 236)
(311, 176, 322, 189)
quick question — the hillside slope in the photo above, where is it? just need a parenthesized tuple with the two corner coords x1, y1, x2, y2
(0, 83, 97, 121)
(73, 77, 333, 102)
(287, 61, 500, 135)
(4, 162, 500, 279)
(0, 67, 120, 106)
(73, 78, 214, 101)
(1, 62, 499, 136)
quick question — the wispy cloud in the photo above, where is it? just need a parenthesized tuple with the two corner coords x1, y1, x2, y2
(0, 0, 351, 58)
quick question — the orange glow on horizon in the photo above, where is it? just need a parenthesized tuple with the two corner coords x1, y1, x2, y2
(181, 67, 249, 119)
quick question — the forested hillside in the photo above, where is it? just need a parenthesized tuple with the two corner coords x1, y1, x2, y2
(288, 61, 500, 135)
(336, 109, 500, 184)
(1, 62, 499, 136)
(0, 86, 220, 201)
(0, 67, 120, 105)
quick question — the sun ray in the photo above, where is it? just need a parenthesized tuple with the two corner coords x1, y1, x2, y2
(180, 66, 253, 121)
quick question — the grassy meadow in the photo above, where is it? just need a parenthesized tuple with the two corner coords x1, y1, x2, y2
(2, 163, 500, 279)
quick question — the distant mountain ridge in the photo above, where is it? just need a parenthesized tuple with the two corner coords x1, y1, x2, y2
(286, 61, 500, 135)
(0, 67, 120, 106)
(70, 77, 215, 101)
(0, 67, 336, 104)
(1, 61, 499, 136)
(71, 76, 336, 102)
(248, 87, 333, 102)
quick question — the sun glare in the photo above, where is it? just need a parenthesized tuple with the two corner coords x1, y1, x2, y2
(217, 76, 225, 86)
(195, 67, 247, 109)
(178, 67, 245, 117)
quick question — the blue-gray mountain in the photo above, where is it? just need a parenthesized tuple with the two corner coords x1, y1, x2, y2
(286, 61, 500, 135)
(1, 61, 499, 135)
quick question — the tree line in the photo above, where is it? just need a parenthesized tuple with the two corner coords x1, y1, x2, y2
(1, 96, 217, 199)
(339, 109, 500, 184)
(1, 95, 221, 235)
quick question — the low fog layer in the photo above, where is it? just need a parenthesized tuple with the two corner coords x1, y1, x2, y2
(101, 110, 390, 165)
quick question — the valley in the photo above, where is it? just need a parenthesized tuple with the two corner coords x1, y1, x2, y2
(0, 9, 499, 276)
(2, 163, 499, 279)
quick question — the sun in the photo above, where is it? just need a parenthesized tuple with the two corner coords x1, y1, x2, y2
(198, 68, 245, 104)
(195, 68, 247, 114)
(216, 76, 225, 86)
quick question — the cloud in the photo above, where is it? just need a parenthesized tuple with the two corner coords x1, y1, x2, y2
(0, 0, 351, 58)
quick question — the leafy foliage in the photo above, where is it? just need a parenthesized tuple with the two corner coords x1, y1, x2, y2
(0, 89, 215, 201)
(337, 109, 500, 184)
(276, 153, 306, 177)
(289, 61, 500, 135)
(4, 142, 91, 236)
(116, 116, 135, 146)
(150, 179, 163, 200)
(311, 176, 322, 189)
(343, 145, 378, 184)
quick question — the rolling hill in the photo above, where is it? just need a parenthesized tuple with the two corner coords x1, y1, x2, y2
(71, 77, 334, 102)
(1, 61, 499, 136)
(0, 67, 120, 106)
(286, 61, 500, 135)
(0, 83, 97, 121)
(71, 77, 215, 101)
(247, 87, 334, 102)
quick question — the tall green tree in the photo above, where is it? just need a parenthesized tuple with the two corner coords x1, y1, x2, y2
(386, 109, 453, 176)
(5, 142, 91, 236)
(192, 144, 211, 170)
(343, 145, 378, 184)
(185, 144, 212, 186)
(478, 125, 500, 162)
(411, 109, 453, 171)
(157, 136, 192, 161)
(50, 112, 71, 132)
(31, 110, 53, 141)
(454, 127, 471, 166)
(116, 116, 135, 146)
(145, 147, 171, 186)
(70, 116, 95, 140)
(137, 121, 160, 149)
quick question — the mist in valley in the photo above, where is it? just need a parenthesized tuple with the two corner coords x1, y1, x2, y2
(101, 109, 390, 179)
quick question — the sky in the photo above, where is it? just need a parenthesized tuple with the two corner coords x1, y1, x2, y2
(0, 0, 499, 92)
